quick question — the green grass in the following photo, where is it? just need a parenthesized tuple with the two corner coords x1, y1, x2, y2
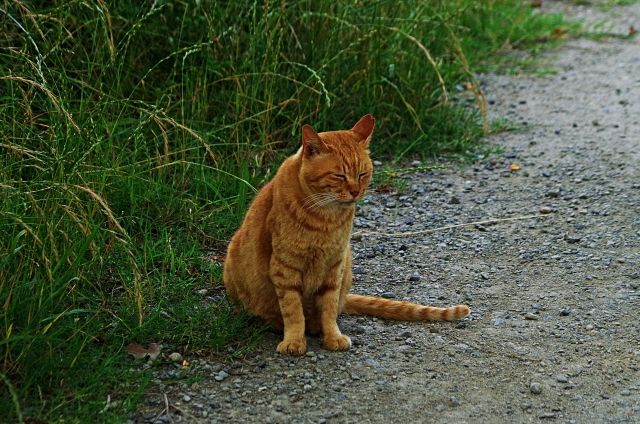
(0, 0, 579, 421)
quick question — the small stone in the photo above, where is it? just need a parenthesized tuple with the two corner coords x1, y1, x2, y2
(546, 189, 560, 198)
(196, 289, 208, 296)
(449, 196, 461, 204)
(559, 308, 571, 316)
(409, 275, 420, 282)
(351, 373, 360, 380)
(556, 375, 568, 383)
(621, 390, 631, 396)
(382, 292, 396, 299)
(398, 330, 412, 338)
(214, 370, 229, 381)
(530, 382, 543, 394)
(386, 201, 397, 208)
(540, 413, 557, 419)
(480, 272, 489, 280)
(353, 266, 365, 275)
(449, 396, 462, 407)
(525, 313, 538, 320)
(540, 206, 552, 214)
(182, 395, 191, 402)
(355, 326, 366, 334)
(169, 352, 183, 362)
(373, 160, 383, 166)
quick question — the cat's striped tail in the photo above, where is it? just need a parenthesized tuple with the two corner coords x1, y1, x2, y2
(342, 294, 470, 322)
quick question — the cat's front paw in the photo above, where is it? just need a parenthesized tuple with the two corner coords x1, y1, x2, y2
(277, 338, 307, 356)
(323, 334, 351, 351)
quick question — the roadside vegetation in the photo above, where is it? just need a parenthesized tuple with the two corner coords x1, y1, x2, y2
(0, 0, 580, 421)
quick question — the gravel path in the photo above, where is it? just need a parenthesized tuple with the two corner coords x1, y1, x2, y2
(132, 2, 640, 423)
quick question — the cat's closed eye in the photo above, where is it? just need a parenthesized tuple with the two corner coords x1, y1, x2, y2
(334, 174, 347, 181)
(358, 172, 368, 180)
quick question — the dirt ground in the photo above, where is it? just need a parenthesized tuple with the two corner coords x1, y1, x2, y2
(132, 1, 640, 423)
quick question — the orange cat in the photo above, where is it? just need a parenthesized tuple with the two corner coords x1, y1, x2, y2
(223, 115, 469, 355)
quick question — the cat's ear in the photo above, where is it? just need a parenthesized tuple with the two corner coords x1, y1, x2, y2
(302, 124, 326, 157)
(351, 114, 375, 145)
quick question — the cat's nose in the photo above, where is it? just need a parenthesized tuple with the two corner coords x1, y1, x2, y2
(350, 190, 359, 198)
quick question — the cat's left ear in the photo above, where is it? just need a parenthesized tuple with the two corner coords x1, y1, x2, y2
(302, 124, 326, 157)
(351, 114, 375, 146)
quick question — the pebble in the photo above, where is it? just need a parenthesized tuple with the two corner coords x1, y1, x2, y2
(530, 382, 543, 394)
(214, 371, 229, 381)
(169, 352, 183, 362)
(382, 292, 396, 299)
(409, 275, 420, 282)
(449, 396, 462, 407)
(559, 308, 571, 316)
(182, 395, 191, 402)
(540, 206, 552, 214)
(556, 375, 568, 383)
(524, 313, 539, 321)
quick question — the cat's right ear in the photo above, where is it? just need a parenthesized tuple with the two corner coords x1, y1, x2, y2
(302, 124, 325, 157)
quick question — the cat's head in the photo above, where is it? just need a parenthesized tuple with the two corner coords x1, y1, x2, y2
(298, 115, 375, 209)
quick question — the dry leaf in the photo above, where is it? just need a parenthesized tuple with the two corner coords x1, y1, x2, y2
(182, 359, 190, 367)
(510, 163, 520, 171)
(209, 255, 226, 263)
(375, 186, 391, 193)
(125, 343, 162, 361)
(630, 26, 636, 36)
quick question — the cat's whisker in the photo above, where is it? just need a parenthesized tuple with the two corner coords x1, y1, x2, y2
(307, 198, 336, 211)
(301, 193, 330, 206)
(303, 193, 337, 210)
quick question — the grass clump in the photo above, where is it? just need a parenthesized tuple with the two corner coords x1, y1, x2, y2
(1, 0, 577, 421)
